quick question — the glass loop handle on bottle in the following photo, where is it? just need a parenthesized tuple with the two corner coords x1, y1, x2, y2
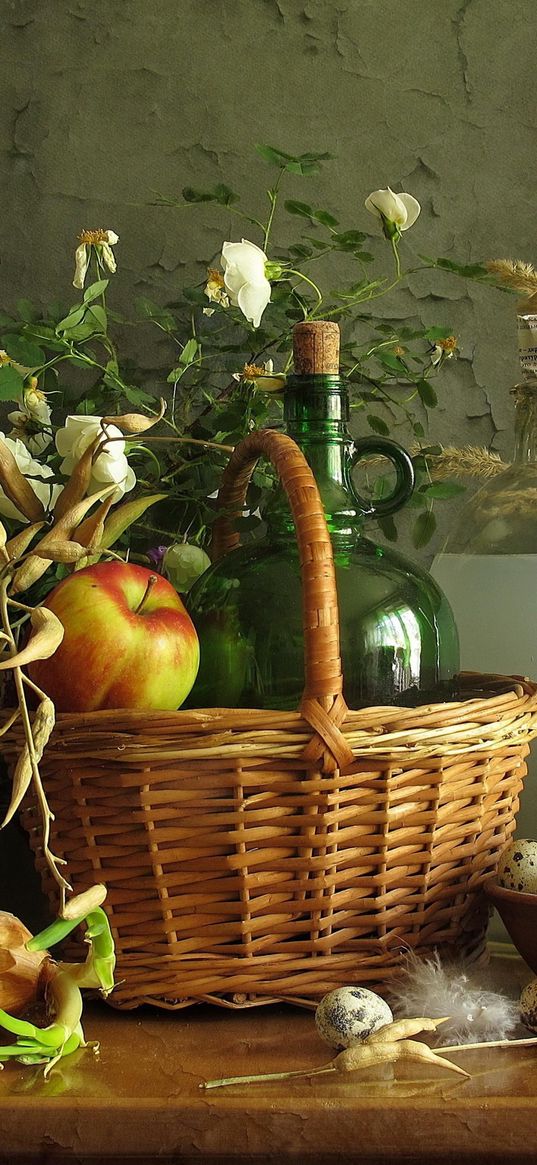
(348, 436, 415, 518)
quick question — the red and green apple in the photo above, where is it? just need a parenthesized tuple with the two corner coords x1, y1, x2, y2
(28, 561, 200, 712)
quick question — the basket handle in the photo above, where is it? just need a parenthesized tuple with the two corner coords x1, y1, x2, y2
(211, 429, 354, 772)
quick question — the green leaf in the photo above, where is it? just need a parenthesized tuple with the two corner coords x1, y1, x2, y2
(416, 378, 438, 407)
(182, 285, 207, 305)
(167, 338, 199, 381)
(367, 413, 390, 435)
(377, 351, 408, 373)
(286, 154, 332, 176)
(412, 509, 437, 549)
(180, 337, 199, 365)
(255, 144, 332, 174)
(120, 383, 155, 407)
(2, 334, 45, 368)
(301, 236, 327, 252)
(314, 209, 338, 228)
(100, 493, 168, 549)
(213, 183, 239, 205)
(0, 362, 24, 400)
(134, 297, 176, 330)
(424, 325, 455, 341)
(333, 230, 367, 250)
(182, 186, 217, 203)
(284, 199, 313, 218)
(413, 421, 425, 439)
(255, 144, 294, 167)
(23, 326, 68, 352)
(180, 182, 238, 205)
(419, 482, 466, 499)
(83, 279, 109, 304)
(85, 305, 107, 333)
(16, 299, 39, 323)
(376, 515, 398, 542)
(434, 257, 490, 279)
(56, 305, 87, 333)
(61, 303, 107, 341)
(288, 242, 314, 259)
(0, 312, 14, 327)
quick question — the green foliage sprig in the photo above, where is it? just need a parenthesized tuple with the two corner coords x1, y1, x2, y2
(0, 145, 508, 553)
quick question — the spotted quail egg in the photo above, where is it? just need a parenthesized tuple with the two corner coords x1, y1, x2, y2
(497, 839, 537, 894)
(315, 986, 393, 1049)
(520, 977, 537, 1031)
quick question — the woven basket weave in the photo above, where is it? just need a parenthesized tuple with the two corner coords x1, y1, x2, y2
(9, 429, 537, 1010)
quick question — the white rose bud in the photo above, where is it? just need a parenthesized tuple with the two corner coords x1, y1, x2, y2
(364, 188, 421, 237)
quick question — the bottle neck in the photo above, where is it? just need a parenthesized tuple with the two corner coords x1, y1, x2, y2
(272, 373, 362, 541)
(513, 312, 537, 464)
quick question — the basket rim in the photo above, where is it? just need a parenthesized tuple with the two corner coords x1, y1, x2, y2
(4, 669, 534, 727)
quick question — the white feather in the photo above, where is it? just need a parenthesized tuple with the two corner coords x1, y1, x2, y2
(388, 950, 519, 1045)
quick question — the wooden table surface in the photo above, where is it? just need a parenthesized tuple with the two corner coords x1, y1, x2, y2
(1, 949, 536, 1165)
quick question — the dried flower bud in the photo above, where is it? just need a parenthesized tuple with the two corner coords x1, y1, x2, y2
(0, 912, 50, 1015)
(102, 398, 166, 434)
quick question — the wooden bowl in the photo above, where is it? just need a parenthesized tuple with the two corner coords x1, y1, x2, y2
(486, 881, 537, 973)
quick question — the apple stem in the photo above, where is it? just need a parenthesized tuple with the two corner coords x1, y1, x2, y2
(134, 574, 157, 615)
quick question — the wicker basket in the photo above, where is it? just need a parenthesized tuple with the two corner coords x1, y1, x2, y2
(8, 429, 537, 1010)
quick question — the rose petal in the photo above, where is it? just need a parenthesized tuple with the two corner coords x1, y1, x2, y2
(73, 243, 89, 290)
(237, 280, 271, 328)
(397, 192, 421, 230)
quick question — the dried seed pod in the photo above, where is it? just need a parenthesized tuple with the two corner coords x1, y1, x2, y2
(0, 607, 64, 670)
(36, 540, 88, 564)
(9, 554, 50, 595)
(74, 493, 118, 553)
(5, 522, 45, 563)
(44, 485, 116, 542)
(366, 1017, 448, 1044)
(2, 697, 55, 826)
(0, 912, 50, 1015)
(62, 884, 107, 921)
(0, 440, 45, 522)
(103, 397, 166, 433)
(0, 520, 8, 563)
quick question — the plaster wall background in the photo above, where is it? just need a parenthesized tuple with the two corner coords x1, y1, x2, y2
(1, 0, 535, 465)
(0, 0, 536, 925)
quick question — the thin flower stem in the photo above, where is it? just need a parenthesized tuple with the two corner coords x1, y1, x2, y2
(202, 1063, 336, 1089)
(286, 270, 323, 312)
(440, 1036, 537, 1054)
(21, 671, 49, 702)
(263, 168, 285, 253)
(391, 238, 401, 279)
(100, 432, 234, 454)
(0, 578, 70, 906)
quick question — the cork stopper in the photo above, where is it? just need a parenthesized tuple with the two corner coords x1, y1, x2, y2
(292, 320, 340, 375)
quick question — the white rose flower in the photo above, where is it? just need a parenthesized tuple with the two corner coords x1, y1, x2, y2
(0, 434, 61, 522)
(8, 383, 53, 455)
(73, 228, 119, 290)
(220, 239, 272, 328)
(364, 188, 421, 233)
(55, 415, 136, 498)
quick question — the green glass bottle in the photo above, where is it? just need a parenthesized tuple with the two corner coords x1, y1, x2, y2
(187, 321, 459, 709)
